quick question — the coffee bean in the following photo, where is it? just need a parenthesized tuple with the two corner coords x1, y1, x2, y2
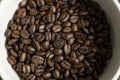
(53, 49, 63, 55)
(79, 10, 88, 15)
(36, 51, 46, 56)
(21, 30, 29, 39)
(63, 21, 71, 27)
(72, 43, 81, 50)
(78, 54, 85, 62)
(59, 12, 70, 22)
(19, 0, 27, 8)
(5, 29, 11, 37)
(19, 52, 26, 62)
(27, 74, 36, 80)
(64, 44, 71, 54)
(30, 8, 38, 16)
(35, 68, 44, 76)
(52, 24, 62, 32)
(29, 0, 36, 8)
(53, 39, 64, 48)
(54, 55, 64, 62)
(71, 24, 78, 32)
(31, 55, 44, 64)
(64, 70, 70, 78)
(10, 49, 17, 57)
(23, 64, 31, 73)
(28, 46, 36, 53)
(30, 25, 36, 34)
(32, 39, 40, 50)
(61, 60, 71, 69)
(69, 0, 76, 5)
(42, 72, 51, 79)
(79, 46, 90, 54)
(41, 41, 50, 50)
(70, 16, 78, 23)
(50, 5, 56, 13)
(47, 59, 54, 67)
(17, 9, 26, 18)
(63, 27, 72, 33)
(21, 38, 31, 44)
(8, 39, 18, 45)
(21, 17, 30, 25)
(62, 33, 74, 40)
(36, 33, 45, 43)
(7, 56, 16, 65)
(45, 32, 51, 41)
(52, 69, 60, 79)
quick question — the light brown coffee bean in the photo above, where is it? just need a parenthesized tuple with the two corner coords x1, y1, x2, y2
(21, 38, 31, 44)
(42, 72, 51, 79)
(19, 52, 26, 62)
(52, 69, 60, 79)
(63, 21, 71, 27)
(59, 12, 70, 22)
(62, 33, 74, 40)
(31, 55, 44, 64)
(19, 0, 27, 8)
(47, 12, 55, 22)
(52, 25, 62, 32)
(78, 54, 85, 62)
(17, 9, 26, 18)
(21, 30, 29, 39)
(79, 10, 88, 15)
(30, 8, 38, 16)
(63, 27, 72, 33)
(21, 17, 30, 25)
(7, 56, 16, 65)
(23, 64, 31, 73)
(61, 60, 71, 69)
(28, 46, 36, 53)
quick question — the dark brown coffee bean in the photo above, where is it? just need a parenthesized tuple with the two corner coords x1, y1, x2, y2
(61, 60, 71, 69)
(63, 27, 72, 33)
(47, 12, 55, 22)
(70, 16, 78, 23)
(42, 72, 51, 79)
(21, 30, 29, 39)
(17, 9, 26, 18)
(64, 44, 71, 54)
(71, 24, 78, 32)
(36, 51, 46, 56)
(12, 31, 20, 38)
(19, 52, 26, 62)
(41, 41, 50, 50)
(47, 59, 54, 67)
(21, 38, 31, 44)
(52, 69, 60, 79)
(54, 55, 64, 62)
(52, 25, 62, 32)
(72, 43, 81, 50)
(32, 39, 40, 50)
(30, 8, 38, 16)
(67, 37, 75, 45)
(69, 0, 76, 5)
(53, 39, 64, 48)
(36, 33, 45, 43)
(64, 70, 70, 78)
(28, 46, 36, 53)
(21, 17, 30, 25)
(79, 46, 90, 54)
(23, 64, 31, 73)
(30, 25, 36, 33)
(45, 32, 51, 41)
(5, 29, 11, 37)
(59, 12, 70, 22)
(53, 49, 63, 55)
(45, 0, 53, 3)
(79, 10, 88, 15)
(78, 54, 84, 62)
(27, 74, 36, 80)
(50, 5, 56, 13)
(10, 49, 17, 57)
(63, 21, 71, 27)
(29, 0, 36, 8)
(46, 23, 54, 31)
(31, 55, 44, 64)
(62, 33, 74, 40)
(19, 0, 27, 7)
(35, 68, 44, 76)
(7, 56, 16, 65)
(8, 39, 18, 45)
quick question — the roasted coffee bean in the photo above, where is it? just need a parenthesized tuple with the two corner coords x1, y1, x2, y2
(31, 55, 44, 64)
(52, 25, 62, 32)
(42, 72, 51, 79)
(19, 52, 26, 62)
(52, 69, 60, 79)
(21, 30, 29, 39)
(7, 56, 16, 65)
(6, 0, 112, 80)
(23, 64, 31, 73)
(53, 49, 63, 55)
(61, 60, 71, 69)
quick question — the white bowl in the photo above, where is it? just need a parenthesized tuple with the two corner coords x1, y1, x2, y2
(0, 0, 120, 80)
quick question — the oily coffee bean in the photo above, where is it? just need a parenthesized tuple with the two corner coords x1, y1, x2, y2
(5, 0, 112, 80)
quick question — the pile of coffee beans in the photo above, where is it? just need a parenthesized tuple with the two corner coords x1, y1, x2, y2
(5, 0, 112, 80)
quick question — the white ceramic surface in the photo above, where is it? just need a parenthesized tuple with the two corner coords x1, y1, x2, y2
(0, 0, 120, 80)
